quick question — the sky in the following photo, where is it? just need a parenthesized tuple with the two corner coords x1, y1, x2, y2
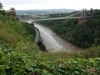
(0, 0, 100, 10)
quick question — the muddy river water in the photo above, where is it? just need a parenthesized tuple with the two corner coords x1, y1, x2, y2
(34, 23, 81, 52)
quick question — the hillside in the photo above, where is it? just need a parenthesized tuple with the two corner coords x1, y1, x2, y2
(0, 11, 39, 53)
(38, 9, 100, 48)
(0, 3, 100, 75)
(0, 7, 40, 74)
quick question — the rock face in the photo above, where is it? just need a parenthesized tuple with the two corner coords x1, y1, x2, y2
(78, 18, 88, 25)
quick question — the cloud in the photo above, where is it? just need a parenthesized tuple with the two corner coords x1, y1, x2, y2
(1, 0, 48, 5)
(0, 0, 100, 10)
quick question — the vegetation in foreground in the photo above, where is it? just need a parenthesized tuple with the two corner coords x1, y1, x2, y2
(0, 3, 100, 75)
(0, 45, 100, 75)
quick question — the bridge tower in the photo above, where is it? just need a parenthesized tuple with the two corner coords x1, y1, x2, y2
(78, 9, 88, 25)
(10, 8, 16, 17)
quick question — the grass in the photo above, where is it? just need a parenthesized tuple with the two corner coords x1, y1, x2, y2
(0, 14, 39, 57)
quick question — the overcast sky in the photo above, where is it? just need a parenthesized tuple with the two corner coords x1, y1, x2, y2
(0, 0, 100, 10)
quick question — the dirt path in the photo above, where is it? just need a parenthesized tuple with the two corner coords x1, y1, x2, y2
(34, 23, 81, 52)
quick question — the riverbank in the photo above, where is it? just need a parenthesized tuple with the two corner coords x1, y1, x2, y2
(34, 23, 81, 52)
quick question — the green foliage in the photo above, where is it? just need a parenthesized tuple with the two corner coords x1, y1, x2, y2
(37, 41, 46, 52)
(0, 45, 31, 75)
(0, 9, 38, 74)
(48, 11, 79, 18)
(29, 57, 100, 75)
(39, 9, 100, 48)
(0, 44, 100, 75)
(0, 2, 3, 9)
(22, 22, 36, 40)
(0, 4, 100, 74)
(0, 13, 39, 53)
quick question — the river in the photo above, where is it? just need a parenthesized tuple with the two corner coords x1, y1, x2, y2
(34, 23, 81, 52)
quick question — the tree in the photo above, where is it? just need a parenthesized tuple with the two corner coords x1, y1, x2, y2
(0, 2, 3, 9)
(0, 2, 6, 15)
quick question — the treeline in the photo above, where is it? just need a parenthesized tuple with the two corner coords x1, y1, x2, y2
(38, 9, 100, 48)
(48, 11, 79, 18)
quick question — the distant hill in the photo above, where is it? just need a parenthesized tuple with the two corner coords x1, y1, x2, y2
(16, 9, 75, 15)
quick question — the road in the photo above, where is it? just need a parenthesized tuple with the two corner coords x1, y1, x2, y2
(34, 23, 81, 52)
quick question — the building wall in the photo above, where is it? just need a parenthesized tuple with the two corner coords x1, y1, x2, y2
(10, 8, 16, 17)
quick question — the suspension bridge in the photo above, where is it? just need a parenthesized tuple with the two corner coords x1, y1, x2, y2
(33, 9, 90, 20)
(19, 9, 91, 25)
